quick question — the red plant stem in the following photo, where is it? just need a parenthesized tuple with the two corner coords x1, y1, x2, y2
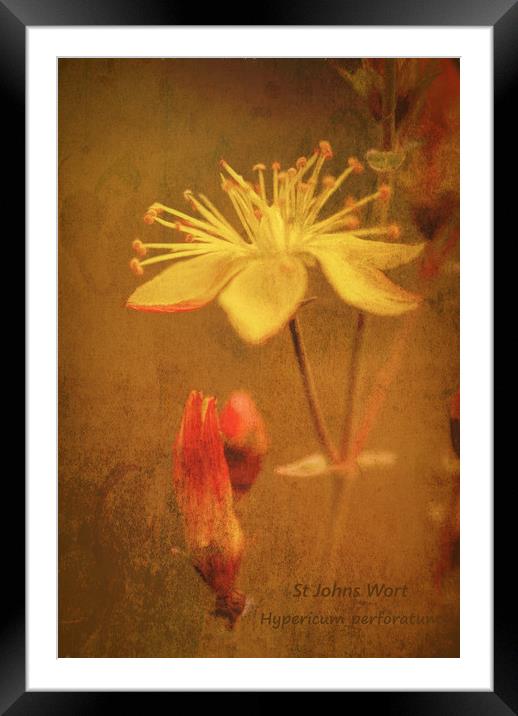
(340, 313, 365, 461)
(289, 316, 340, 465)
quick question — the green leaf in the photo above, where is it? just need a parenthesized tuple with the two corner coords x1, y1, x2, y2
(365, 149, 407, 173)
(334, 65, 382, 101)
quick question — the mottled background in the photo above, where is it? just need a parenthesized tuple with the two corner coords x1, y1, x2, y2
(58, 59, 459, 657)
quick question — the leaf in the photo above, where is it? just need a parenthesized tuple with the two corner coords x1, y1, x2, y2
(365, 149, 407, 173)
(275, 452, 331, 478)
(333, 64, 382, 101)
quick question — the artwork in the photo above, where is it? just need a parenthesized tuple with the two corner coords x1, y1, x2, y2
(58, 58, 459, 657)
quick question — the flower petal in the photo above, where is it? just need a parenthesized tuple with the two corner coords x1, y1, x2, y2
(305, 233, 425, 270)
(218, 255, 307, 344)
(127, 250, 246, 313)
(309, 246, 422, 316)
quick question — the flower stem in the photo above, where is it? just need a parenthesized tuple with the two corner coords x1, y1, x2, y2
(340, 312, 365, 461)
(379, 58, 398, 223)
(288, 316, 340, 464)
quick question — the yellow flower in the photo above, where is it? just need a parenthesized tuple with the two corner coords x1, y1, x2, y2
(127, 141, 424, 344)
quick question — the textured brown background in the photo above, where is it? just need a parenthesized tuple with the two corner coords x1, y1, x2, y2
(58, 58, 459, 658)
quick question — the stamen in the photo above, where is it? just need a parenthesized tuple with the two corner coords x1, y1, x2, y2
(221, 178, 238, 193)
(309, 189, 383, 234)
(297, 151, 318, 180)
(378, 184, 391, 202)
(132, 239, 147, 257)
(183, 189, 241, 242)
(305, 153, 360, 225)
(347, 157, 364, 174)
(198, 194, 234, 230)
(342, 215, 361, 230)
(220, 160, 269, 213)
(253, 163, 267, 202)
(220, 160, 253, 194)
(272, 161, 280, 204)
(143, 209, 158, 225)
(138, 245, 222, 269)
(388, 224, 400, 239)
(318, 140, 333, 159)
(225, 187, 256, 243)
(183, 189, 196, 207)
(322, 175, 336, 189)
(130, 258, 144, 276)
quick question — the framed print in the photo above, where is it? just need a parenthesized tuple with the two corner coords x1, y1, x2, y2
(9, 0, 505, 709)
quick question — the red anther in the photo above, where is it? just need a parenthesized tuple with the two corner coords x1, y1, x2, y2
(143, 209, 157, 225)
(272, 161, 281, 171)
(343, 215, 361, 230)
(132, 239, 147, 257)
(219, 158, 227, 168)
(345, 195, 357, 208)
(129, 258, 144, 276)
(322, 175, 336, 189)
(378, 184, 391, 201)
(348, 156, 364, 174)
(254, 208, 262, 220)
(222, 179, 236, 192)
(253, 163, 266, 172)
(319, 140, 333, 159)
(185, 234, 196, 243)
(388, 224, 401, 240)
(287, 167, 297, 178)
(296, 156, 307, 169)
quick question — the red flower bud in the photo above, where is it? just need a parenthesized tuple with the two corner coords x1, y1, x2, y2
(173, 391, 245, 626)
(220, 391, 269, 498)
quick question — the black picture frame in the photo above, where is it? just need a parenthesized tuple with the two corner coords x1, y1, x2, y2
(8, 0, 503, 709)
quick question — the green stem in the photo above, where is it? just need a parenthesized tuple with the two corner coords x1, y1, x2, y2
(289, 316, 340, 464)
(379, 58, 398, 222)
(382, 59, 397, 151)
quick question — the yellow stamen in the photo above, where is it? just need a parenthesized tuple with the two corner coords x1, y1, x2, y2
(272, 161, 280, 204)
(310, 189, 384, 234)
(318, 140, 333, 159)
(138, 245, 224, 269)
(253, 163, 267, 201)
